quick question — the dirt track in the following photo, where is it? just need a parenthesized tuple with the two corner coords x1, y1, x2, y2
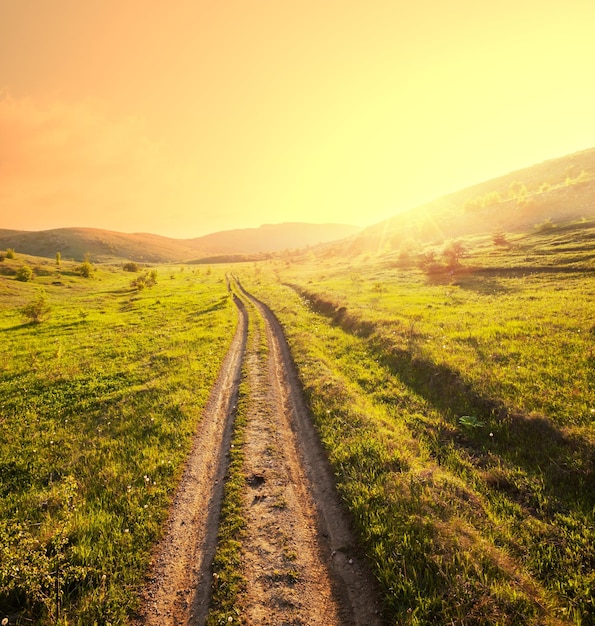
(136, 281, 382, 625)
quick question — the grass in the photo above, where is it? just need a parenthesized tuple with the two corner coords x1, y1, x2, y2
(0, 257, 236, 624)
(1, 221, 593, 624)
(206, 282, 269, 625)
(206, 372, 248, 626)
(243, 221, 595, 625)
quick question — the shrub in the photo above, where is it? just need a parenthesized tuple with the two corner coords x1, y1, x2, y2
(442, 240, 466, 268)
(15, 265, 33, 282)
(508, 181, 527, 199)
(77, 260, 94, 278)
(6, 248, 15, 259)
(535, 218, 556, 232)
(492, 231, 508, 246)
(123, 261, 140, 272)
(130, 270, 157, 291)
(417, 250, 440, 272)
(21, 291, 51, 323)
(56, 252, 61, 266)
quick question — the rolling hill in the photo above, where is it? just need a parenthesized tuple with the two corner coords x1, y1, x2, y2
(339, 146, 595, 256)
(0, 222, 360, 263)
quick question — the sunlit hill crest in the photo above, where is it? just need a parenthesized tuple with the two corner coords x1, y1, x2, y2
(338, 146, 595, 257)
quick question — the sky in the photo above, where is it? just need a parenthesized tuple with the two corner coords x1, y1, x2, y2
(1, 0, 594, 239)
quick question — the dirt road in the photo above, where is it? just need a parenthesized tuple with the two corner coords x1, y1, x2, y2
(137, 281, 382, 625)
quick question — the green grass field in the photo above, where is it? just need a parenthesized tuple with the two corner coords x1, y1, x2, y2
(1, 220, 594, 625)
(0, 257, 236, 624)
(244, 222, 595, 625)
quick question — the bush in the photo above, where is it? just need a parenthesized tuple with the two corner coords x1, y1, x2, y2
(6, 248, 15, 259)
(130, 270, 157, 291)
(535, 218, 556, 232)
(417, 250, 440, 272)
(76, 260, 94, 278)
(492, 231, 508, 246)
(15, 265, 33, 282)
(442, 240, 465, 268)
(21, 292, 51, 323)
(123, 262, 140, 272)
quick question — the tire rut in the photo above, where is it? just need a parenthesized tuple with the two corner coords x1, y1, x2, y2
(136, 295, 247, 626)
(235, 278, 383, 626)
(137, 282, 383, 625)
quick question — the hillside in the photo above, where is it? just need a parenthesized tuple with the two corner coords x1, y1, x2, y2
(0, 222, 360, 263)
(341, 147, 595, 256)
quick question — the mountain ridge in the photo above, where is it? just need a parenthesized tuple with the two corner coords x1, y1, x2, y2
(0, 222, 361, 263)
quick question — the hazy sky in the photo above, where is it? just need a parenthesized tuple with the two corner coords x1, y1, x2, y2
(1, 1, 594, 238)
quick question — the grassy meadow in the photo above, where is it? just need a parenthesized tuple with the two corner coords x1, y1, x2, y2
(0, 255, 236, 624)
(244, 221, 595, 625)
(1, 218, 594, 625)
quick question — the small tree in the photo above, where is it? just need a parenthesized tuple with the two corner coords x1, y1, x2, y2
(21, 291, 51, 323)
(417, 250, 439, 272)
(443, 240, 466, 268)
(6, 248, 15, 259)
(56, 252, 61, 266)
(16, 264, 33, 282)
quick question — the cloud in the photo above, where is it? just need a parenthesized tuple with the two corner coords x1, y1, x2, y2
(0, 93, 188, 233)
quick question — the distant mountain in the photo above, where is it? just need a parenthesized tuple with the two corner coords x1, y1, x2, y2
(338, 147, 595, 256)
(186, 222, 360, 256)
(0, 222, 361, 263)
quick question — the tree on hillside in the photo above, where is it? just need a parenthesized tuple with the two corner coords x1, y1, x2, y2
(443, 240, 466, 268)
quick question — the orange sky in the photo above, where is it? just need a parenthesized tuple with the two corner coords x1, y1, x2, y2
(1, 0, 595, 238)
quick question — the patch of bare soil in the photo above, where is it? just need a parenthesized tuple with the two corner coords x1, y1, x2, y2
(238, 302, 340, 625)
(134, 296, 247, 626)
